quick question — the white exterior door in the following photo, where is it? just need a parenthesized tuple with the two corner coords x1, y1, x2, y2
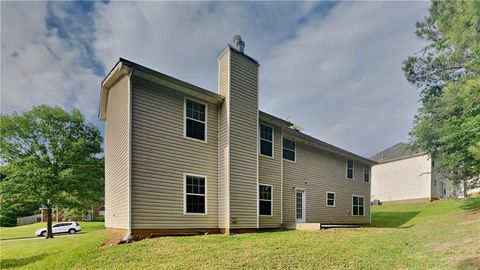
(295, 190, 305, 223)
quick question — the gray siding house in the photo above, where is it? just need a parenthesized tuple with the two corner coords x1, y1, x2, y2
(99, 37, 375, 241)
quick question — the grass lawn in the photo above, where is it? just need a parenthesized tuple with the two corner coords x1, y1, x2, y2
(0, 222, 105, 240)
(1, 198, 479, 269)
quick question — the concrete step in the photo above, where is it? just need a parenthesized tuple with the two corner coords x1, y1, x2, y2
(285, 223, 321, 231)
(320, 224, 361, 229)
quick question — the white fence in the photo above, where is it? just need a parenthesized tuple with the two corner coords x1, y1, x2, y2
(16, 214, 42, 226)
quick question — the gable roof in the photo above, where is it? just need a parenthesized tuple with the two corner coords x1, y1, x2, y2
(370, 142, 425, 163)
(99, 57, 375, 165)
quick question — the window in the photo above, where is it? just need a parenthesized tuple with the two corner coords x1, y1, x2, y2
(283, 138, 296, 161)
(346, 159, 354, 180)
(363, 165, 370, 183)
(326, 192, 335, 207)
(259, 184, 272, 215)
(185, 175, 206, 214)
(352, 196, 364, 216)
(260, 124, 273, 157)
(185, 99, 206, 141)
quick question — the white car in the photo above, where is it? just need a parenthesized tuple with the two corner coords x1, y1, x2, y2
(35, 222, 81, 237)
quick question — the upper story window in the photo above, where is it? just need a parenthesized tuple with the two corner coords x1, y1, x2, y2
(185, 174, 206, 214)
(185, 99, 206, 141)
(363, 165, 370, 183)
(326, 192, 335, 207)
(352, 195, 364, 216)
(283, 138, 296, 162)
(346, 159, 354, 180)
(259, 184, 272, 216)
(260, 124, 273, 157)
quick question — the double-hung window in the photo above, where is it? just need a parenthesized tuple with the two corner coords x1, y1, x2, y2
(283, 138, 295, 162)
(352, 196, 364, 216)
(259, 184, 272, 216)
(260, 124, 273, 157)
(326, 192, 335, 207)
(363, 165, 370, 183)
(185, 175, 206, 214)
(346, 159, 354, 180)
(185, 99, 206, 141)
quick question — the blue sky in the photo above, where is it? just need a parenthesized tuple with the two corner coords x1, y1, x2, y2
(1, 1, 430, 157)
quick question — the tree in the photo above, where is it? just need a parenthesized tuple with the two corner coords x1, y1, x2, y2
(286, 117, 304, 132)
(402, 1, 480, 196)
(0, 105, 104, 238)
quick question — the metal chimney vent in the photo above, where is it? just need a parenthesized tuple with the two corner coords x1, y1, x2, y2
(233, 35, 245, 53)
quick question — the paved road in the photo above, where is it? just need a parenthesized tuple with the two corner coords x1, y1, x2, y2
(0, 233, 83, 242)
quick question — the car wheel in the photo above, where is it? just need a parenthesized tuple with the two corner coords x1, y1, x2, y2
(40, 231, 47, 237)
(68, 229, 76, 234)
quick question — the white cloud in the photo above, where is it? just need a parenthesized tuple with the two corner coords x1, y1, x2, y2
(1, 2, 102, 119)
(91, 2, 316, 90)
(261, 2, 429, 156)
(1, 1, 429, 156)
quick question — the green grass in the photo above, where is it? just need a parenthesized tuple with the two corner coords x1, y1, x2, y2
(0, 222, 104, 240)
(1, 198, 479, 269)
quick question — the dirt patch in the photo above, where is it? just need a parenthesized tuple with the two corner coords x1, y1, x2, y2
(460, 210, 480, 219)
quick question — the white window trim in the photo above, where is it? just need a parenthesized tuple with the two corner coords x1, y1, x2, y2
(346, 159, 354, 180)
(363, 165, 370, 183)
(183, 97, 208, 143)
(352, 195, 365, 217)
(282, 138, 296, 163)
(326, 192, 336, 207)
(295, 188, 306, 223)
(183, 173, 208, 215)
(258, 183, 273, 217)
(259, 123, 274, 158)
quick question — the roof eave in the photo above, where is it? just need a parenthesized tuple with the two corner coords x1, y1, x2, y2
(120, 58, 224, 105)
(98, 61, 131, 121)
(374, 152, 428, 164)
(259, 111, 292, 127)
(283, 128, 376, 165)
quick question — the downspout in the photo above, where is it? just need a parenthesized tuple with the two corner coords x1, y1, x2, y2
(123, 67, 135, 242)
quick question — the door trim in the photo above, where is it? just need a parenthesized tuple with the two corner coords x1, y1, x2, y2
(295, 189, 306, 223)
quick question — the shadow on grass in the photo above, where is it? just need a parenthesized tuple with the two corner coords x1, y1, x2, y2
(460, 197, 480, 212)
(1, 254, 49, 269)
(456, 256, 480, 270)
(371, 211, 420, 228)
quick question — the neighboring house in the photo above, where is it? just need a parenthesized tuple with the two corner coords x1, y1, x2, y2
(371, 143, 451, 204)
(99, 36, 375, 241)
(468, 187, 480, 197)
(38, 207, 105, 223)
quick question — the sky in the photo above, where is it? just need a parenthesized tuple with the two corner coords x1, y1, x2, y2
(1, 1, 430, 157)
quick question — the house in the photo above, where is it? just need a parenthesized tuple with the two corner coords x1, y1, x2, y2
(99, 36, 375, 241)
(371, 142, 451, 204)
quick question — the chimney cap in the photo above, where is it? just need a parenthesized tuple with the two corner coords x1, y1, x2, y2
(233, 35, 245, 53)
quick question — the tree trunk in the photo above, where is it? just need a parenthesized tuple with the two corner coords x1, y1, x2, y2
(462, 179, 468, 198)
(46, 204, 54, 239)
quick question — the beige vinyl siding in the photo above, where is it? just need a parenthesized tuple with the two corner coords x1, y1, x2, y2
(283, 138, 370, 224)
(259, 124, 282, 228)
(130, 77, 218, 229)
(371, 154, 431, 202)
(104, 75, 130, 229)
(217, 51, 229, 229)
(228, 49, 259, 229)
